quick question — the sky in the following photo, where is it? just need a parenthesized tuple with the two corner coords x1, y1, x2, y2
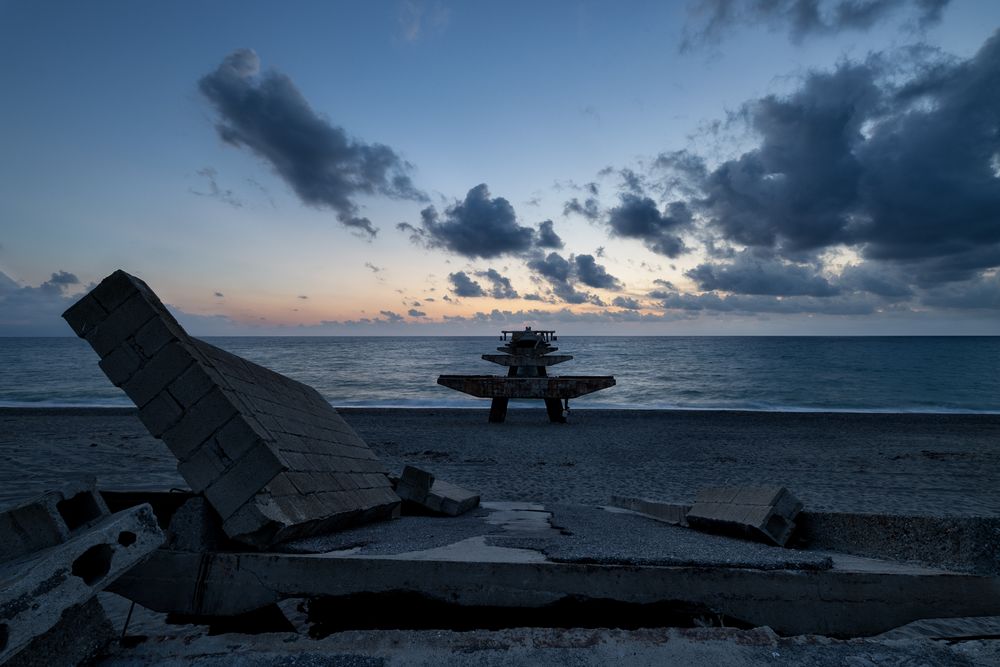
(1, 0, 999, 336)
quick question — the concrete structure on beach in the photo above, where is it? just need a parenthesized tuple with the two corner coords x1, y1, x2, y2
(438, 327, 615, 423)
(62, 270, 400, 548)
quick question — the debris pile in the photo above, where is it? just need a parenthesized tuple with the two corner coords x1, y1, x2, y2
(0, 478, 162, 665)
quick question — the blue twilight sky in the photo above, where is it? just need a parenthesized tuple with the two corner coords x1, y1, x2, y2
(1, 0, 999, 335)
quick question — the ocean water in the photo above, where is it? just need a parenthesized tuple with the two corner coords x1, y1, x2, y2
(0, 336, 998, 413)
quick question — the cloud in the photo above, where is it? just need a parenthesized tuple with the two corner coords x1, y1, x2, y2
(837, 262, 913, 297)
(612, 296, 642, 310)
(655, 290, 880, 315)
(46, 271, 80, 286)
(190, 167, 243, 208)
(536, 220, 564, 249)
(681, 0, 951, 50)
(563, 197, 601, 221)
(448, 271, 486, 297)
(379, 309, 404, 322)
(297, 295, 309, 300)
(606, 194, 693, 258)
(476, 268, 519, 299)
(920, 272, 1000, 310)
(364, 262, 383, 273)
(685, 250, 839, 296)
(214, 291, 225, 298)
(408, 308, 427, 317)
(0, 270, 86, 335)
(401, 183, 535, 258)
(574, 254, 623, 290)
(662, 31, 1000, 301)
(397, 0, 450, 42)
(526, 252, 620, 304)
(527, 252, 588, 304)
(199, 49, 426, 238)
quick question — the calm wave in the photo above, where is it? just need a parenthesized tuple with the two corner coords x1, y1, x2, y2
(1, 336, 998, 413)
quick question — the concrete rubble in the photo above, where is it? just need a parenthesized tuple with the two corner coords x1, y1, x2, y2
(394, 466, 480, 516)
(62, 269, 400, 549)
(685, 486, 802, 546)
(0, 478, 163, 665)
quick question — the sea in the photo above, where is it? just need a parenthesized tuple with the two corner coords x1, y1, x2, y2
(0, 336, 998, 413)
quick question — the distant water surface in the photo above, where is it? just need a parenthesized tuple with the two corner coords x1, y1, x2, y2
(1, 336, 998, 413)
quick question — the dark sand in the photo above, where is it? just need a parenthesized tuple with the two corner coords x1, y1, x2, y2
(1, 407, 997, 516)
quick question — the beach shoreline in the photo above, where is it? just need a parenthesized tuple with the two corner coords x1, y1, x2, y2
(2, 407, 997, 517)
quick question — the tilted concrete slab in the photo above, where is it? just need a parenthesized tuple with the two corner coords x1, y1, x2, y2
(610, 495, 1000, 576)
(686, 486, 802, 546)
(608, 496, 691, 526)
(105, 503, 1000, 637)
(63, 270, 400, 548)
(0, 503, 163, 664)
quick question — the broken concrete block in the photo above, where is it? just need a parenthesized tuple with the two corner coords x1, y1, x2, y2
(395, 466, 480, 516)
(63, 270, 400, 549)
(0, 502, 163, 665)
(0, 477, 109, 564)
(685, 486, 802, 546)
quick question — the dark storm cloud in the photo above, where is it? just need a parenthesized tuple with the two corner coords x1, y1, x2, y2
(681, 0, 951, 50)
(606, 194, 693, 258)
(920, 272, 1000, 310)
(476, 268, 519, 299)
(665, 31, 1000, 297)
(527, 252, 588, 304)
(448, 271, 486, 297)
(685, 250, 839, 296)
(199, 49, 427, 238)
(526, 251, 620, 304)
(536, 220, 564, 249)
(837, 263, 913, 297)
(656, 290, 879, 315)
(400, 183, 535, 258)
(612, 296, 642, 310)
(574, 254, 623, 290)
(563, 197, 601, 221)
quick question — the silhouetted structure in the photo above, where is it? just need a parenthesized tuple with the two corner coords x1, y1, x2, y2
(437, 327, 615, 423)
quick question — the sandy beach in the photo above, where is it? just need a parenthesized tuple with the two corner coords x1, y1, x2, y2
(2, 406, 997, 517)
